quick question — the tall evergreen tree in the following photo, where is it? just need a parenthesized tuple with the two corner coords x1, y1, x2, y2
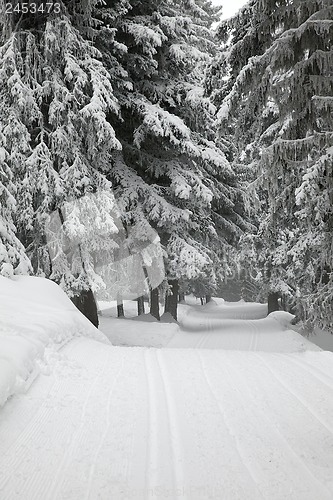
(0, 2, 122, 304)
(0, 144, 31, 277)
(213, 0, 333, 327)
(95, 0, 250, 318)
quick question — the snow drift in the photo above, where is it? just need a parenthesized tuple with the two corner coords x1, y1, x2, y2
(0, 275, 109, 407)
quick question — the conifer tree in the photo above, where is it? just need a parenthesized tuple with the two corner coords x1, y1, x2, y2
(0, 2, 122, 307)
(214, 0, 333, 327)
(95, 0, 250, 318)
(0, 144, 31, 277)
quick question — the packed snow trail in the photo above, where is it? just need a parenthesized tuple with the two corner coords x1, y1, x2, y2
(168, 301, 319, 351)
(100, 298, 320, 352)
(1, 284, 333, 500)
(1, 338, 333, 499)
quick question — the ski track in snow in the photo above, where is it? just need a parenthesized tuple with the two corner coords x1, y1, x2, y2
(156, 350, 186, 498)
(254, 352, 333, 438)
(1, 303, 333, 499)
(223, 352, 333, 499)
(197, 350, 265, 499)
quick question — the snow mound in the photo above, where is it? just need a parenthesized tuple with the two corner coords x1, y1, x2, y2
(0, 276, 109, 407)
(268, 311, 295, 328)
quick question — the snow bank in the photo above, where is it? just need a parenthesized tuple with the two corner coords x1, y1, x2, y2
(268, 310, 295, 328)
(0, 276, 109, 407)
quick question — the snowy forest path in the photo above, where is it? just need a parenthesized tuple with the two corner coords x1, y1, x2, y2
(1, 303, 333, 498)
(166, 300, 318, 352)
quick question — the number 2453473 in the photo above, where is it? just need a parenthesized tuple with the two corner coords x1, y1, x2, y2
(5, 2, 61, 14)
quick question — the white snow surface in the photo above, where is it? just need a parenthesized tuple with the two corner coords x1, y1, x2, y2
(99, 297, 320, 352)
(1, 286, 333, 499)
(0, 276, 109, 407)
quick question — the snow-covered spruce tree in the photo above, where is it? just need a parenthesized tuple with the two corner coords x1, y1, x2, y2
(95, 0, 250, 319)
(214, 0, 333, 326)
(0, 1, 122, 321)
(0, 143, 32, 277)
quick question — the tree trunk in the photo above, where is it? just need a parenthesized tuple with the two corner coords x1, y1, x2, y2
(71, 288, 99, 328)
(200, 297, 204, 305)
(164, 291, 170, 312)
(205, 294, 211, 303)
(178, 293, 185, 302)
(164, 279, 179, 321)
(117, 294, 124, 318)
(137, 295, 145, 316)
(150, 287, 160, 320)
(267, 292, 279, 314)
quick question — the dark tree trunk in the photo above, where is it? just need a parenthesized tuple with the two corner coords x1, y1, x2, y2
(200, 297, 204, 305)
(117, 295, 125, 318)
(164, 279, 179, 321)
(71, 288, 99, 328)
(137, 295, 145, 316)
(268, 292, 279, 314)
(164, 291, 170, 312)
(205, 294, 211, 303)
(150, 287, 160, 320)
(178, 293, 185, 302)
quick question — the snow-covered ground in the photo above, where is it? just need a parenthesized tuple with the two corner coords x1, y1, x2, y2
(99, 297, 321, 352)
(299, 327, 333, 352)
(1, 278, 333, 499)
(0, 276, 108, 408)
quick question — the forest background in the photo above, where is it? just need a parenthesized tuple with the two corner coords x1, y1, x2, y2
(0, 0, 332, 330)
